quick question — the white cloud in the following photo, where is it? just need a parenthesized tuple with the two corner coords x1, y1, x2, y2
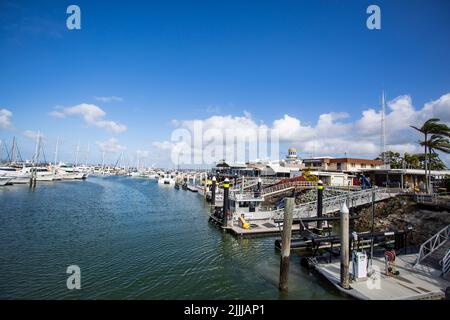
(50, 103, 127, 134)
(0, 108, 13, 130)
(94, 96, 124, 103)
(96, 138, 127, 153)
(152, 93, 450, 165)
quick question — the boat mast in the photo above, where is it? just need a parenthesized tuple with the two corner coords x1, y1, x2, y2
(11, 136, 17, 164)
(33, 130, 41, 165)
(54, 137, 59, 166)
(101, 151, 106, 174)
(75, 141, 80, 168)
(85, 142, 90, 167)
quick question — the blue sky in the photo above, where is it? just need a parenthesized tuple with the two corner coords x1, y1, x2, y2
(1, 0, 450, 166)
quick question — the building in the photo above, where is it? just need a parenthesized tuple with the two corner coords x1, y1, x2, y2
(302, 157, 383, 172)
(361, 168, 450, 190)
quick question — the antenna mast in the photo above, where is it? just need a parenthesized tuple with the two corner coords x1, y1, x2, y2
(380, 91, 386, 166)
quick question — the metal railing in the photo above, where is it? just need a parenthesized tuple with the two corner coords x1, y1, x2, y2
(415, 192, 450, 206)
(414, 224, 450, 267)
(271, 187, 394, 220)
(442, 249, 450, 278)
(262, 181, 316, 196)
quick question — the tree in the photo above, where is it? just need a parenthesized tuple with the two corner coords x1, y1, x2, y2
(402, 152, 421, 169)
(411, 118, 450, 193)
(376, 151, 401, 168)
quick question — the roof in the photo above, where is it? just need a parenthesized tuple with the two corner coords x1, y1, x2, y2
(328, 158, 383, 165)
(263, 164, 298, 174)
(361, 168, 450, 176)
(215, 161, 247, 168)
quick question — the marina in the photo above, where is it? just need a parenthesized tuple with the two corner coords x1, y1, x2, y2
(0, 149, 449, 300)
(0, 176, 345, 299)
(1, 1, 450, 304)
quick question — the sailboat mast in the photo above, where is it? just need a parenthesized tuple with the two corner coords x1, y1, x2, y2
(54, 137, 59, 166)
(85, 142, 90, 166)
(75, 141, 80, 167)
(33, 130, 41, 164)
(11, 136, 16, 164)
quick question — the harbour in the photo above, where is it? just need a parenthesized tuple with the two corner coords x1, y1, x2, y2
(0, 175, 344, 300)
(0, 1, 449, 304)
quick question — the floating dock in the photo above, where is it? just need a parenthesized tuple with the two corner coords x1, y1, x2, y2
(209, 216, 303, 237)
(313, 254, 450, 300)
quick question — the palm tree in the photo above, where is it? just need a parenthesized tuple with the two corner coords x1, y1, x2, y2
(411, 118, 450, 193)
(424, 135, 450, 174)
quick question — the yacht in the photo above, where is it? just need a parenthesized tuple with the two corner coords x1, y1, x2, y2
(56, 164, 86, 180)
(0, 174, 13, 186)
(0, 166, 31, 184)
(21, 167, 54, 181)
(158, 173, 175, 185)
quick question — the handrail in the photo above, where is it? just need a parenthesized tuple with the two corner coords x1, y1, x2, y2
(271, 187, 393, 220)
(442, 249, 450, 278)
(414, 224, 450, 267)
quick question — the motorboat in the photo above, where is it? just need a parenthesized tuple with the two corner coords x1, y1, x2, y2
(158, 173, 175, 185)
(20, 167, 54, 181)
(0, 166, 31, 184)
(0, 174, 13, 186)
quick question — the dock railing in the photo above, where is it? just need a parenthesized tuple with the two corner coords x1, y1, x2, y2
(271, 187, 394, 220)
(414, 224, 450, 268)
(442, 249, 450, 278)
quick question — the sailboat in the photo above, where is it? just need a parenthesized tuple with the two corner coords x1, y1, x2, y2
(0, 137, 31, 184)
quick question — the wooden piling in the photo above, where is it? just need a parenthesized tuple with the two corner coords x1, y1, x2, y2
(279, 197, 294, 293)
(340, 203, 350, 289)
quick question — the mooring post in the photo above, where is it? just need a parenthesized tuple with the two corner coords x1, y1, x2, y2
(317, 180, 324, 230)
(340, 202, 350, 289)
(255, 177, 262, 198)
(223, 178, 230, 226)
(370, 188, 375, 267)
(279, 197, 294, 293)
(211, 176, 216, 207)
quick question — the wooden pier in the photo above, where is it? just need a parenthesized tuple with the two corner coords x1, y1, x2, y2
(313, 254, 450, 300)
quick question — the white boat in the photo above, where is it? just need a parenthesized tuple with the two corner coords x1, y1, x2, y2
(0, 166, 31, 184)
(56, 164, 87, 180)
(0, 175, 13, 186)
(158, 173, 175, 185)
(21, 167, 54, 181)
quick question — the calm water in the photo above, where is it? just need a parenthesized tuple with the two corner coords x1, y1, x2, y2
(0, 176, 344, 299)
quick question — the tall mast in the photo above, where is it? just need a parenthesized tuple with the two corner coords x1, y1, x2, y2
(101, 151, 105, 171)
(33, 130, 41, 164)
(85, 142, 90, 166)
(380, 91, 386, 166)
(75, 141, 80, 167)
(11, 136, 16, 164)
(54, 137, 59, 166)
(137, 151, 140, 170)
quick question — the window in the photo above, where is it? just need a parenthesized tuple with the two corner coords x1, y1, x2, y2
(361, 164, 367, 168)
(351, 163, 356, 167)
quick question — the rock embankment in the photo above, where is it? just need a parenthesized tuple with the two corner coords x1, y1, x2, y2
(355, 196, 450, 245)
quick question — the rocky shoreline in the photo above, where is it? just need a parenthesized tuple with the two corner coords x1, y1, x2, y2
(354, 195, 450, 246)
